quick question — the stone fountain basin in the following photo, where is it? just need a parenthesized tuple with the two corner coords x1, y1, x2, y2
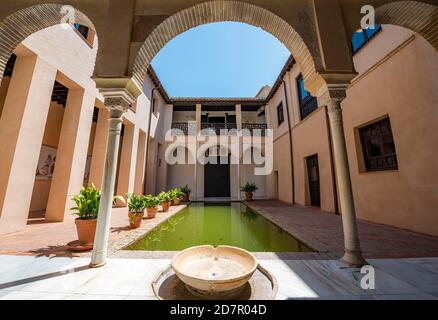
(171, 245, 258, 295)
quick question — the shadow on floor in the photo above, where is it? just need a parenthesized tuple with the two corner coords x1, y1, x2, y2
(28, 245, 83, 259)
(0, 265, 90, 290)
(110, 226, 133, 234)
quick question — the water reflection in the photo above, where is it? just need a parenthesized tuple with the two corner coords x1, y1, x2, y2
(128, 203, 312, 252)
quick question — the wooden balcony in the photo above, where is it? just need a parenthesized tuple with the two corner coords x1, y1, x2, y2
(171, 122, 267, 136)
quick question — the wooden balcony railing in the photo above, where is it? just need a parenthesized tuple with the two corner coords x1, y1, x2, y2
(171, 122, 267, 136)
(201, 122, 237, 134)
(171, 122, 190, 135)
(242, 123, 267, 136)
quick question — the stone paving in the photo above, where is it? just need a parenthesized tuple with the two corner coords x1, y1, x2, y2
(0, 204, 187, 257)
(244, 200, 438, 259)
(0, 255, 437, 300)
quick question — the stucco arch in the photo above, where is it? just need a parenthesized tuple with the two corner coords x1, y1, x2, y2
(375, 1, 437, 50)
(0, 3, 98, 82)
(132, 0, 325, 96)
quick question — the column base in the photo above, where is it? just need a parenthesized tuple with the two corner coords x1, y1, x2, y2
(89, 261, 106, 268)
(340, 248, 367, 267)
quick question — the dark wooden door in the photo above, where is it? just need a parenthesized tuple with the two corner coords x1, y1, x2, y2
(306, 154, 320, 207)
(204, 156, 230, 197)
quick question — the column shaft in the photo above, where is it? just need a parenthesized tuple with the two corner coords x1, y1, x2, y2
(327, 98, 366, 266)
(90, 108, 124, 267)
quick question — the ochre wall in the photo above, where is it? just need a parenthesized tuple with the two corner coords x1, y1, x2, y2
(0, 76, 10, 116)
(29, 102, 64, 212)
(265, 25, 438, 237)
(343, 26, 438, 236)
(291, 107, 336, 212)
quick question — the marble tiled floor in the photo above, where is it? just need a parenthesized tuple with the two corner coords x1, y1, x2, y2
(0, 255, 437, 300)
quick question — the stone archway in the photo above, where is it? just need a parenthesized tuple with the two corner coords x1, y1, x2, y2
(131, 0, 325, 96)
(375, 1, 438, 51)
(0, 3, 98, 82)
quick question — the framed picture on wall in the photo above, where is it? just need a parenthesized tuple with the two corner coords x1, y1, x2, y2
(35, 145, 57, 180)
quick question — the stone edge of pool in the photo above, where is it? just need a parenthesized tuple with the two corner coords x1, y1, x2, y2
(108, 201, 336, 261)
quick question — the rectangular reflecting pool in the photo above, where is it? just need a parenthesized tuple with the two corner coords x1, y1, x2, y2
(127, 203, 312, 252)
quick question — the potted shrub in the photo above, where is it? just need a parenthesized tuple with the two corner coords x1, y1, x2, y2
(126, 193, 145, 228)
(170, 188, 183, 206)
(70, 184, 100, 246)
(240, 182, 258, 201)
(143, 195, 161, 218)
(71, 185, 124, 246)
(158, 191, 172, 212)
(180, 184, 191, 202)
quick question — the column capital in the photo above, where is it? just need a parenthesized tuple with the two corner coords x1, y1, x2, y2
(104, 96, 131, 112)
(318, 83, 349, 108)
(94, 76, 141, 112)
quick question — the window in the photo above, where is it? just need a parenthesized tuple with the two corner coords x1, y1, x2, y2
(74, 23, 89, 40)
(352, 25, 382, 54)
(359, 117, 398, 172)
(73, 23, 94, 47)
(276, 102, 284, 125)
(296, 74, 317, 120)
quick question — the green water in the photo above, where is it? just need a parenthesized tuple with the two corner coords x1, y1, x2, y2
(127, 203, 312, 252)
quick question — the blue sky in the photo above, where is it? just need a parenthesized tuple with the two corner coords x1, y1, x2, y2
(151, 22, 290, 98)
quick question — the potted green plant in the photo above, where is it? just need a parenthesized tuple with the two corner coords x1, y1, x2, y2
(240, 182, 258, 201)
(71, 184, 100, 245)
(143, 195, 161, 218)
(170, 188, 184, 205)
(71, 184, 124, 246)
(126, 193, 145, 228)
(158, 191, 172, 212)
(180, 184, 191, 202)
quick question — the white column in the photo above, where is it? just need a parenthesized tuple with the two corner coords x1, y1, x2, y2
(236, 104, 242, 200)
(90, 99, 128, 268)
(326, 89, 366, 267)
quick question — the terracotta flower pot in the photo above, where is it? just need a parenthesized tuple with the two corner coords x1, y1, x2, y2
(128, 212, 144, 229)
(75, 218, 97, 245)
(182, 194, 190, 202)
(162, 201, 170, 212)
(147, 207, 158, 218)
(172, 198, 180, 206)
(245, 192, 253, 201)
